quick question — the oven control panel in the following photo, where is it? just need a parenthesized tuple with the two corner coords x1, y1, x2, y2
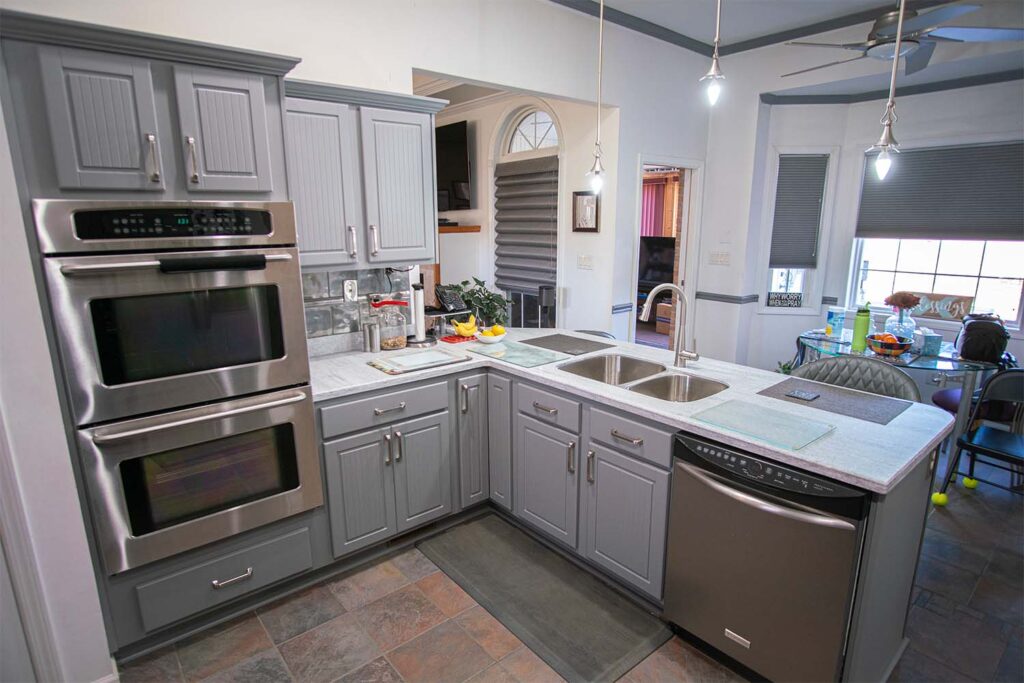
(74, 208, 273, 240)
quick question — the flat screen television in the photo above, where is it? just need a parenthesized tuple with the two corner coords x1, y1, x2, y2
(435, 121, 472, 211)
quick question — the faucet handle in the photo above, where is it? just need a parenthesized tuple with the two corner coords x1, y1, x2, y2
(681, 350, 700, 361)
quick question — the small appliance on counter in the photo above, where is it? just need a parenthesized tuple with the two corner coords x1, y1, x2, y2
(406, 283, 437, 348)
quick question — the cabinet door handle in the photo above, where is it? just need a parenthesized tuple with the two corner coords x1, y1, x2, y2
(586, 450, 595, 483)
(186, 136, 200, 183)
(567, 440, 576, 474)
(369, 225, 381, 255)
(384, 433, 392, 465)
(461, 384, 470, 413)
(347, 225, 358, 258)
(373, 402, 406, 416)
(211, 567, 253, 589)
(532, 402, 558, 415)
(611, 429, 644, 447)
(394, 431, 403, 462)
(145, 133, 161, 182)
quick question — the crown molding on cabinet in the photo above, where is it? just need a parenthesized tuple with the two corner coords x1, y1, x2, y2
(285, 79, 448, 114)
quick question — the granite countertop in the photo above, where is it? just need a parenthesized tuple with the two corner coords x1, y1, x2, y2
(309, 329, 953, 494)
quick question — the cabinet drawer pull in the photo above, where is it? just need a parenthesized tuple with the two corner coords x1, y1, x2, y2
(461, 384, 470, 413)
(567, 440, 576, 474)
(347, 225, 358, 258)
(373, 402, 406, 416)
(384, 433, 392, 465)
(586, 450, 595, 483)
(394, 431, 403, 462)
(145, 133, 161, 182)
(186, 136, 200, 183)
(532, 402, 558, 415)
(611, 429, 643, 446)
(211, 567, 253, 589)
(370, 225, 381, 255)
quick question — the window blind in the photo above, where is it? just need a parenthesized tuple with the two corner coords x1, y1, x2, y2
(769, 154, 829, 269)
(856, 142, 1024, 241)
(493, 155, 558, 293)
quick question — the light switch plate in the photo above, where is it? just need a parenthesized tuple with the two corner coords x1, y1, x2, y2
(577, 254, 593, 270)
(343, 280, 358, 302)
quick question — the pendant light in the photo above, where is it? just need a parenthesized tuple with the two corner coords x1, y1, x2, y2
(586, 0, 607, 194)
(699, 0, 726, 105)
(867, 0, 908, 180)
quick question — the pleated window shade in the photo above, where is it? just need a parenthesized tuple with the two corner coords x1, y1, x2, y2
(769, 154, 829, 269)
(493, 155, 558, 293)
(856, 142, 1024, 241)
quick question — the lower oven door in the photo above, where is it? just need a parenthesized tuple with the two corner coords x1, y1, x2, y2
(77, 386, 322, 574)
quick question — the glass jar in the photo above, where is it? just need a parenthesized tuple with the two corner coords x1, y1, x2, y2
(372, 300, 409, 350)
(884, 307, 916, 341)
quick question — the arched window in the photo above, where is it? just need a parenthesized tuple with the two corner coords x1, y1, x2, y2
(507, 110, 559, 154)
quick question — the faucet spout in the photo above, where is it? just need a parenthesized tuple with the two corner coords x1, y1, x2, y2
(639, 283, 699, 368)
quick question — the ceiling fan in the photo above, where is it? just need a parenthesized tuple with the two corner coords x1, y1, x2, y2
(782, 2, 1024, 77)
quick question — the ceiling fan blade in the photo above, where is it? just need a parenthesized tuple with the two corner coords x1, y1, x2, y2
(927, 26, 1024, 42)
(782, 54, 867, 78)
(875, 4, 981, 38)
(905, 40, 936, 74)
(787, 41, 868, 51)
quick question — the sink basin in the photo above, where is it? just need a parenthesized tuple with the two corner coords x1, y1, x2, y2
(628, 373, 728, 402)
(559, 354, 666, 385)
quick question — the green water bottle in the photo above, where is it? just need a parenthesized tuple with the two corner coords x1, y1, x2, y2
(851, 302, 871, 353)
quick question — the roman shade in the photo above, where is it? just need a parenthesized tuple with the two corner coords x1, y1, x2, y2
(856, 142, 1024, 241)
(769, 154, 829, 269)
(494, 155, 558, 293)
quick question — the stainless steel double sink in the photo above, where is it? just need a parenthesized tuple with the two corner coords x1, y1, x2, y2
(557, 354, 727, 402)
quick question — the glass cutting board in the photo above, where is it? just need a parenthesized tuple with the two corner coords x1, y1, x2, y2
(369, 349, 470, 374)
(692, 399, 836, 450)
(467, 341, 569, 368)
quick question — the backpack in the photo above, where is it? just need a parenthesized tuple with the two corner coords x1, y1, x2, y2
(955, 314, 1010, 364)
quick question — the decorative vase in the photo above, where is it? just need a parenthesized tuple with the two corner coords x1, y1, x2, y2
(884, 307, 916, 340)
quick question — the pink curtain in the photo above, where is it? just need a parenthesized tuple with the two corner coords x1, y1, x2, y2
(640, 179, 665, 236)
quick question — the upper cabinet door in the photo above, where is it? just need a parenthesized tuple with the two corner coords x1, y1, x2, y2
(174, 66, 273, 192)
(359, 107, 436, 263)
(39, 46, 165, 191)
(284, 98, 361, 266)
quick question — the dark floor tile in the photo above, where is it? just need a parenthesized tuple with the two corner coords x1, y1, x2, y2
(906, 605, 1009, 681)
(416, 570, 477, 617)
(339, 656, 403, 683)
(199, 650, 290, 683)
(922, 527, 993, 575)
(621, 636, 739, 683)
(257, 583, 346, 644)
(455, 605, 524, 660)
(985, 548, 1024, 590)
(994, 641, 1024, 683)
(390, 547, 439, 582)
(922, 592, 956, 618)
(355, 583, 447, 651)
(176, 614, 274, 683)
(389, 620, 494, 683)
(914, 554, 981, 605)
(970, 574, 1024, 625)
(466, 663, 521, 683)
(278, 612, 380, 683)
(890, 647, 979, 683)
(328, 560, 409, 611)
(118, 646, 182, 683)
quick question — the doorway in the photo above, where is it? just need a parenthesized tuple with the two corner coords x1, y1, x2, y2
(634, 165, 687, 348)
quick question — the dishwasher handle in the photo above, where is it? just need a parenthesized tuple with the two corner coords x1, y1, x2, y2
(677, 461, 856, 531)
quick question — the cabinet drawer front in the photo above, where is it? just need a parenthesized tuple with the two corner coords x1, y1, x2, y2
(517, 383, 581, 433)
(320, 381, 448, 439)
(136, 528, 312, 633)
(590, 408, 673, 468)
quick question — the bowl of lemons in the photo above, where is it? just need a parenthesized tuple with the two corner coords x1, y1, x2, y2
(475, 324, 507, 344)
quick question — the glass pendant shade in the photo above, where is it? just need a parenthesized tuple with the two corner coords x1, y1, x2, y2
(587, 154, 606, 193)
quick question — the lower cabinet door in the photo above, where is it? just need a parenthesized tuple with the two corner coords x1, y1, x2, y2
(487, 375, 513, 510)
(393, 412, 452, 532)
(324, 428, 397, 557)
(514, 415, 579, 548)
(458, 374, 489, 509)
(581, 443, 670, 599)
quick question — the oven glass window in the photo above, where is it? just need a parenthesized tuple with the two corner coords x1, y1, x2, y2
(90, 286, 284, 385)
(120, 425, 299, 535)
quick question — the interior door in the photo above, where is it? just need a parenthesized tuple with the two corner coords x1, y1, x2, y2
(392, 412, 452, 532)
(324, 428, 398, 557)
(514, 415, 578, 548)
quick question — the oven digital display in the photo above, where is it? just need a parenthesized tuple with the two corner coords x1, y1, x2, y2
(73, 208, 273, 240)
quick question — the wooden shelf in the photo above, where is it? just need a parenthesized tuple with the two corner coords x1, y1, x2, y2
(438, 225, 481, 234)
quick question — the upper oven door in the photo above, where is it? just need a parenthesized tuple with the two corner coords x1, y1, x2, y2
(45, 247, 309, 425)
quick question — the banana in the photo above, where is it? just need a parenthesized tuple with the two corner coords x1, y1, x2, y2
(453, 315, 478, 337)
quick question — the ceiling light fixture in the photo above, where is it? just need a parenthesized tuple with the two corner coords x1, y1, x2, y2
(700, 0, 726, 105)
(586, 0, 607, 194)
(867, 0, 908, 180)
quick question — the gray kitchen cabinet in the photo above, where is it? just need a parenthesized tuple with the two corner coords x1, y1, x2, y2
(323, 428, 397, 557)
(457, 374, 489, 509)
(514, 414, 579, 548)
(359, 107, 436, 263)
(284, 98, 362, 266)
(392, 412, 452, 532)
(581, 442, 670, 600)
(487, 375, 513, 511)
(174, 65, 274, 192)
(38, 46, 165, 191)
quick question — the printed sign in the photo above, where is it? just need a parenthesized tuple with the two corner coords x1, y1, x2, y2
(767, 292, 803, 308)
(910, 292, 974, 321)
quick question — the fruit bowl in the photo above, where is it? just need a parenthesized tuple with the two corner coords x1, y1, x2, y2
(866, 334, 912, 356)
(474, 331, 507, 344)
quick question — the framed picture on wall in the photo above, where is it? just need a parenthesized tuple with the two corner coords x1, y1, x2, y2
(573, 191, 600, 232)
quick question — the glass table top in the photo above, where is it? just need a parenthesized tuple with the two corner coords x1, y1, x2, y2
(799, 329, 997, 372)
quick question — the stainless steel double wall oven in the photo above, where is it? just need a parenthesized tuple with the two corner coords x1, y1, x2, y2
(35, 200, 322, 574)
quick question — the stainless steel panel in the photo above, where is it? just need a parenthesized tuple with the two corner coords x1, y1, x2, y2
(627, 373, 728, 402)
(557, 354, 665, 385)
(44, 246, 308, 425)
(77, 386, 323, 574)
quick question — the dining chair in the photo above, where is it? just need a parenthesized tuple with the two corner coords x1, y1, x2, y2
(790, 355, 921, 402)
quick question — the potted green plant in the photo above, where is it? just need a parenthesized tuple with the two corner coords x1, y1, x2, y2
(448, 278, 510, 327)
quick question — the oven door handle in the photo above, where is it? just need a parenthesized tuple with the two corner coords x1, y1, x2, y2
(91, 391, 307, 444)
(60, 253, 292, 276)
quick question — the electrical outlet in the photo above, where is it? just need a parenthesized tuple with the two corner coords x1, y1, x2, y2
(343, 280, 358, 302)
(577, 254, 593, 270)
(709, 251, 730, 266)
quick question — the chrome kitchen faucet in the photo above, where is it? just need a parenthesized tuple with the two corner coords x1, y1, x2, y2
(639, 283, 699, 368)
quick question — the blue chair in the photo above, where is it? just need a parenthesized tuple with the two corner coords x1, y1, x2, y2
(933, 369, 1024, 505)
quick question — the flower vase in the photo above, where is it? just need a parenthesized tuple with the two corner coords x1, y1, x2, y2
(884, 308, 916, 341)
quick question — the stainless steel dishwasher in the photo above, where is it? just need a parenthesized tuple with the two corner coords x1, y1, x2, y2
(663, 434, 869, 682)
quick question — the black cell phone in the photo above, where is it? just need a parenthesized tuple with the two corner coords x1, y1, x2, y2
(434, 286, 468, 313)
(786, 389, 820, 402)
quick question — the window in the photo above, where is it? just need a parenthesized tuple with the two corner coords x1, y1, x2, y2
(851, 239, 1024, 324)
(507, 110, 559, 154)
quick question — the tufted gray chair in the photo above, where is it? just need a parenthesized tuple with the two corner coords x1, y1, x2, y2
(791, 356, 921, 402)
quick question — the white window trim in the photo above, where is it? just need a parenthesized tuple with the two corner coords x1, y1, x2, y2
(756, 144, 841, 316)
